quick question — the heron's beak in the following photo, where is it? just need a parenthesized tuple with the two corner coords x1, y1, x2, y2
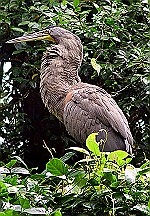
(6, 29, 56, 43)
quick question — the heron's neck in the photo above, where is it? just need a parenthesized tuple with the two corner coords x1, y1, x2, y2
(41, 43, 82, 84)
(40, 43, 82, 121)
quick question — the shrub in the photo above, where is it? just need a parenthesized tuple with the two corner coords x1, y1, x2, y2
(0, 133, 149, 215)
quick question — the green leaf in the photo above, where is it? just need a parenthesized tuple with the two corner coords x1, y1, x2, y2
(73, 172, 87, 188)
(140, 161, 150, 169)
(32, 73, 38, 80)
(62, 0, 67, 6)
(0, 181, 7, 194)
(126, 157, 132, 164)
(73, 0, 80, 8)
(51, 209, 62, 216)
(103, 172, 117, 183)
(108, 150, 128, 161)
(110, 181, 119, 188)
(1, 210, 15, 216)
(53, 210, 62, 216)
(86, 133, 101, 156)
(46, 158, 68, 176)
(68, 170, 85, 178)
(19, 197, 30, 209)
(117, 159, 126, 166)
(12, 49, 25, 55)
(18, 21, 30, 26)
(6, 160, 17, 168)
(11, 27, 24, 33)
(105, 18, 114, 25)
(30, 174, 45, 181)
(60, 152, 76, 162)
(91, 58, 101, 75)
(138, 167, 150, 176)
(40, 5, 49, 11)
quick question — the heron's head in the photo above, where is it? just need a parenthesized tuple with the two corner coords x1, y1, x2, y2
(6, 26, 83, 60)
(7, 26, 81, 47)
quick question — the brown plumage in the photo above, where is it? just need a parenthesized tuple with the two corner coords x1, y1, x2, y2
(6, 26, 133, 153)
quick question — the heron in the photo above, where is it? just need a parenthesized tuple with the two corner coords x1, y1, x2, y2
(6, 26, 133, 154)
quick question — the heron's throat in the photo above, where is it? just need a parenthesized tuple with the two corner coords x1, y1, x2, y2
(41, 43, 82, 83)
(40, 44, 82, 121)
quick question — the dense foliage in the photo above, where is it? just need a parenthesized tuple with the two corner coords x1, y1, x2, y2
(0, 0, 150, 215)
(0, 134, 150, 215)
(0, 0, 149, 167)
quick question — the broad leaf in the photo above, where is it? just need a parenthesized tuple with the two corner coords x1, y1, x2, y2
(19, 197, 30, 209)
(86, 133, 101, 156)
(46, 158, 68, 176)
(73, 0, 80, 8)
(91, 58, 101, 75)
(108, 150, 128, 161)
(6, 160, 17, 168)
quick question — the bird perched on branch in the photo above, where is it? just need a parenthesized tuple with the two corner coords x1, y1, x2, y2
(6, 26, 133, 154)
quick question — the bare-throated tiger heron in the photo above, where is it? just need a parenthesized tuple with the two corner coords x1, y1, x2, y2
(6, 26, 133, 154)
